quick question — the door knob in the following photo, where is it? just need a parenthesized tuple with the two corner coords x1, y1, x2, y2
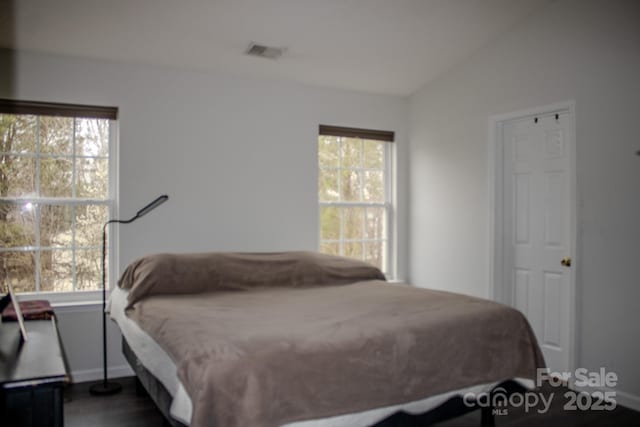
(561, 257, 572, 267)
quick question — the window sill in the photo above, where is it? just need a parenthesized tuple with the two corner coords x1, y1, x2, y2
(15, 290, 108, 308)
(51, 300, 102, 310)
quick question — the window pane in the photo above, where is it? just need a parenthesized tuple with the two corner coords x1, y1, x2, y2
(320, 206, 341, 240)
(39, 116, 73, 155)
(341, 138, 362, 168)
(363, 171, 384, 202)
(320, 242, 340, 257)
(364, 241, 385, 271)
(365, 207, 386, 240)
(76, 118, 109, 157)
(75, 204, 108, 248)
(318, 169, 339, 202)
(40, 157, 73, 197)
(76, 158, 108, 199)
(0, 251, 36, 293)
(75, 249, 101, 291)
(0, 202, 36, 247)
(340, 170, 362, 201)
(364, 140, 383, 169)
(344, 242, 363, 260)
(0, 114, 37, 154)
(39, 250, 73, 292)
(40, 204, 73, 248)
(0, 155, 36, 197)
(318, 136, 339, 168)
(343, 207, 363, 240)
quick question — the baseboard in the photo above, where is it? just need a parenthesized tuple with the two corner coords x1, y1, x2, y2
(616, 389, 640, 412)
(571, 384, 640, 412)
(71, 364, 134, 383)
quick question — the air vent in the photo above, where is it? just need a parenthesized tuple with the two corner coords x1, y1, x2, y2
(245, 43, 285, 60)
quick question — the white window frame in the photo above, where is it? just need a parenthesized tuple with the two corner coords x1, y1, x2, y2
(0, 112, 118, 304)
(318, 135, 395, 278)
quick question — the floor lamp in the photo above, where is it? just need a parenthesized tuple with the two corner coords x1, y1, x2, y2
(89, 194, 169, 395)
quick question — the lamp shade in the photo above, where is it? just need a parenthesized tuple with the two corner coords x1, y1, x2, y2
(136, 195, 169, 218)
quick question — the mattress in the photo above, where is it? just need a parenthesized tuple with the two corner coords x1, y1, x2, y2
(109, 286, 533, 426)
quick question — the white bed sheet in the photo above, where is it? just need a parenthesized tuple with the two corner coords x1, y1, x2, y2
(108, 286, 533, 427)
(109, 286, 193, 424)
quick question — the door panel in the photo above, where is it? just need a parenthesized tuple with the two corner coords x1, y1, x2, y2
(544, 172, 564, 247)
(543, 271, 562, 347)
(514, 269, 530, 313)
(515, 173, 531, 245)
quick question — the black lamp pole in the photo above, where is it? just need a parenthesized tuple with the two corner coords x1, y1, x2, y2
(89, 195, 169, 396)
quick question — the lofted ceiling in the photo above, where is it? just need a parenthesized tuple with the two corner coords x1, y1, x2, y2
(0, 0, 554, 96)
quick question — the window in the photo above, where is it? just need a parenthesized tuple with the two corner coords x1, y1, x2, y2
(0, 99, 117, 294)
(318, 125, 394, 276)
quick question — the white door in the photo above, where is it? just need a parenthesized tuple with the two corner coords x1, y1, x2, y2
(502, 110, 574, 373)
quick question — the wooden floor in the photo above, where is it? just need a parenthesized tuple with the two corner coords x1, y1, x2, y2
(65, 378, 165, 427)
(65, 377, 640, 426)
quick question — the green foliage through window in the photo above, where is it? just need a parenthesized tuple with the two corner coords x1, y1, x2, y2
(318, 134, 389, 273)
(1, 113, 112, 293)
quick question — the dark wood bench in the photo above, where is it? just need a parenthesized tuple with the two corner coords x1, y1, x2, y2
(0, 318, 70, 427)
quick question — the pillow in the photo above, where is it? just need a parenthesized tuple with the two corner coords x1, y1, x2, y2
(118, 251, 386, 308)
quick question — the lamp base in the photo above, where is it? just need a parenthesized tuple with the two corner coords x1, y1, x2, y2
(89, 380, 122, 396)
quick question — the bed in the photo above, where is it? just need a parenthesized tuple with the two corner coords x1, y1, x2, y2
(108, 251, 544, 427)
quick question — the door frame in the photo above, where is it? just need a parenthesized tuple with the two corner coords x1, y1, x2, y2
(488, 100, 578, 374)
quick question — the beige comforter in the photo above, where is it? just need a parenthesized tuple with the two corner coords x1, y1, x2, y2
(119, 252, 544, 427)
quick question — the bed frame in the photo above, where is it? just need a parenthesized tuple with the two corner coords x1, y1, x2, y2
(124, 337, 527, 427)
(123, 338, 186, 427)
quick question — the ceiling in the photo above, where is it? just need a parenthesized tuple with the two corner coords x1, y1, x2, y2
(0, 0, 553, 96)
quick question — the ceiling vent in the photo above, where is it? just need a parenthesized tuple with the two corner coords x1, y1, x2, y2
(245, 43, 285, 60)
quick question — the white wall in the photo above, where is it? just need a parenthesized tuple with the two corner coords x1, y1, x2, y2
(0, 49, 409, 380)
(409, 0, 640, 404)
(54, 303, 132, 382)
